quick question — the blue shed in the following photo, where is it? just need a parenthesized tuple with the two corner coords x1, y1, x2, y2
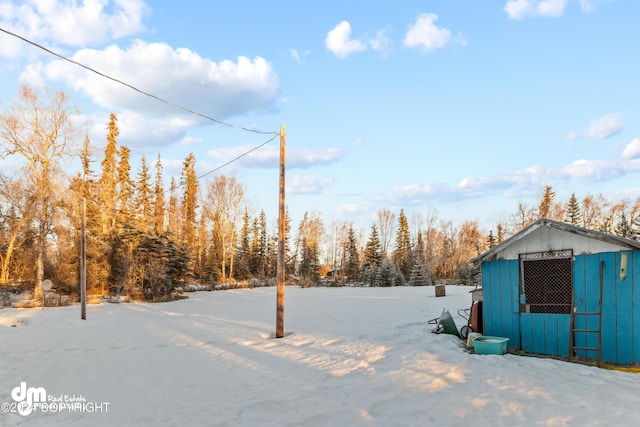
(472, 218, 640, 366)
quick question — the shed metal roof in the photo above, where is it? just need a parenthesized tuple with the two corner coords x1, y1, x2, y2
(472, 218, 640, 264)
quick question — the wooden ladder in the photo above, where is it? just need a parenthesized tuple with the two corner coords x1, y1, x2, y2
(569, 260, 603, 367)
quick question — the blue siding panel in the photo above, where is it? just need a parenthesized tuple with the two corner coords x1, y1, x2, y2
(544, 314, 559, 355)
(490, 261, 504, 337)
(532, 315, 546, 354)
(616, 251, 633, 365)
(520, 313, 533, 353)
(482, 262, 499, 337)
(480, 263, 492, 336)
(484, 248, 640, 366)
(498, 261, 510, 340)
(633, 252, 640, 365)
(573, 256, 587, 356)
(582, 254, 602, 360)
(557, 315, 570, 357)
(600, 253, 617, 364)
(482, 259, 521, 351)
(499, 260, 519, 349)
(510, 261, 521, 350)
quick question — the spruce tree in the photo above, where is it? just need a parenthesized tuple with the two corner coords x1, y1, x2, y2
(250, 215, 260, 275)
(135, 155, 153, 232)
(167, 177, 179, 236)
(374, 257, 402, 287)
(299, 236, 319, 284)
(100, 113, 119, 235)
(257, 210, 268, 277)
(284, 208, 293, 275)
(79, 135, 101, 232)
(267, 234, 278, 277)
(235, 208, 252, 280)
(393, 209, 411, 281)
(538, 185, 555, 219)
(180, 153, 198, 250)
(362, 224, 382, 273)
(343, 225, 361, 282)
(496, 223, 506, 243)
(632, 214, 640, 240)
(153, 154, 166, 235)
(195, 214, 208, 279)
(116, 145, 135, 232)
(615, 212, 633, 237)
(414, 232, 426, 267)
(79, 135, 109, 294)
(408, 260, 432, 286)
(487, 230, 497, 248)
(564, 192, 582, 225)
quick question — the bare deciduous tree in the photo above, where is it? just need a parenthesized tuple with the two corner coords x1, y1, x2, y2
(202, 175, 245, 281)
(0, 175, 38, 284)
(0, 86, 78, 298)
(376, 208, 396, 256)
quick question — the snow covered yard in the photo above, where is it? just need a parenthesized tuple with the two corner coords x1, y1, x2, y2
(1, 285, 639, 426)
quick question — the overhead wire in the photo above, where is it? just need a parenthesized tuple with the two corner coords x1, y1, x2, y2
(0, 26, 281, 180)
(196, 134, 278, 181)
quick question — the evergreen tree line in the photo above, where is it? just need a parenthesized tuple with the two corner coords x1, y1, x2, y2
(2, 88, 640, 300)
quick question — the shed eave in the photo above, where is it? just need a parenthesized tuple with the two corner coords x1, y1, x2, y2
(472, 218, 640, 264)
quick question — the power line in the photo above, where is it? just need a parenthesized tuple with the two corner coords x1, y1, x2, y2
(0, 26, 283, 182)
(196, 134, 278, 181)
(0, 26, 279, 136)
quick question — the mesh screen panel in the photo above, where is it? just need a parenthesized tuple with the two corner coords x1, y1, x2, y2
(520, 250, 573, 314)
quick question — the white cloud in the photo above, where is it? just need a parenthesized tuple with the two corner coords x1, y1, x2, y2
(580, 0, 613, 12)
(290, 48, 310, 63)
(504, 0, 534, 19)
(375, 156, 640, 207)
(115, 111, 198, 148)
(537, 0, 569, 17)
(0, 0, 148, 58)
(287, 147, 345, 168)
(290, 48, 301, 63)
(566, 113, 623, 140)
(504, 0, 532, 19)
(403, 13, 462, 53)
(368, 27, 392, 54)
(325, 21, 395, 59)
(289, 175, 335, 195)
(504, 0, 569, 20)
(78, 111, 194, 149)
(325, 21, 367, 59)
(335, 203, 371, 217)
(206, 145, 344, 169)
(622, 138, 640, 160)
(561, 158, 625, 180)
(39, 40, 280, 121)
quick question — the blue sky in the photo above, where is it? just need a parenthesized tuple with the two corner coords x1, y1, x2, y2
(1, 0, 639, 233)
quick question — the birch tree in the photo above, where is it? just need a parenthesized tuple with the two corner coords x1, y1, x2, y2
(202, 174, 245, 280)
(0, 86, 78, 298)
(376, 208, 396, 256)
(0, 175, 37, 284)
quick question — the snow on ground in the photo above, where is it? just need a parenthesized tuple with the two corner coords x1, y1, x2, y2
(1, 285, 640, 426)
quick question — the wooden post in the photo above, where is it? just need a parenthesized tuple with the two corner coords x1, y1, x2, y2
(80, 198, 87, 320)
(276, 123, 286, 338)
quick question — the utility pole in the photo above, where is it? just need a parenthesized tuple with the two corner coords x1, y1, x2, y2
(80, 197, 87, 320)
(276, 123, 286, 338)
